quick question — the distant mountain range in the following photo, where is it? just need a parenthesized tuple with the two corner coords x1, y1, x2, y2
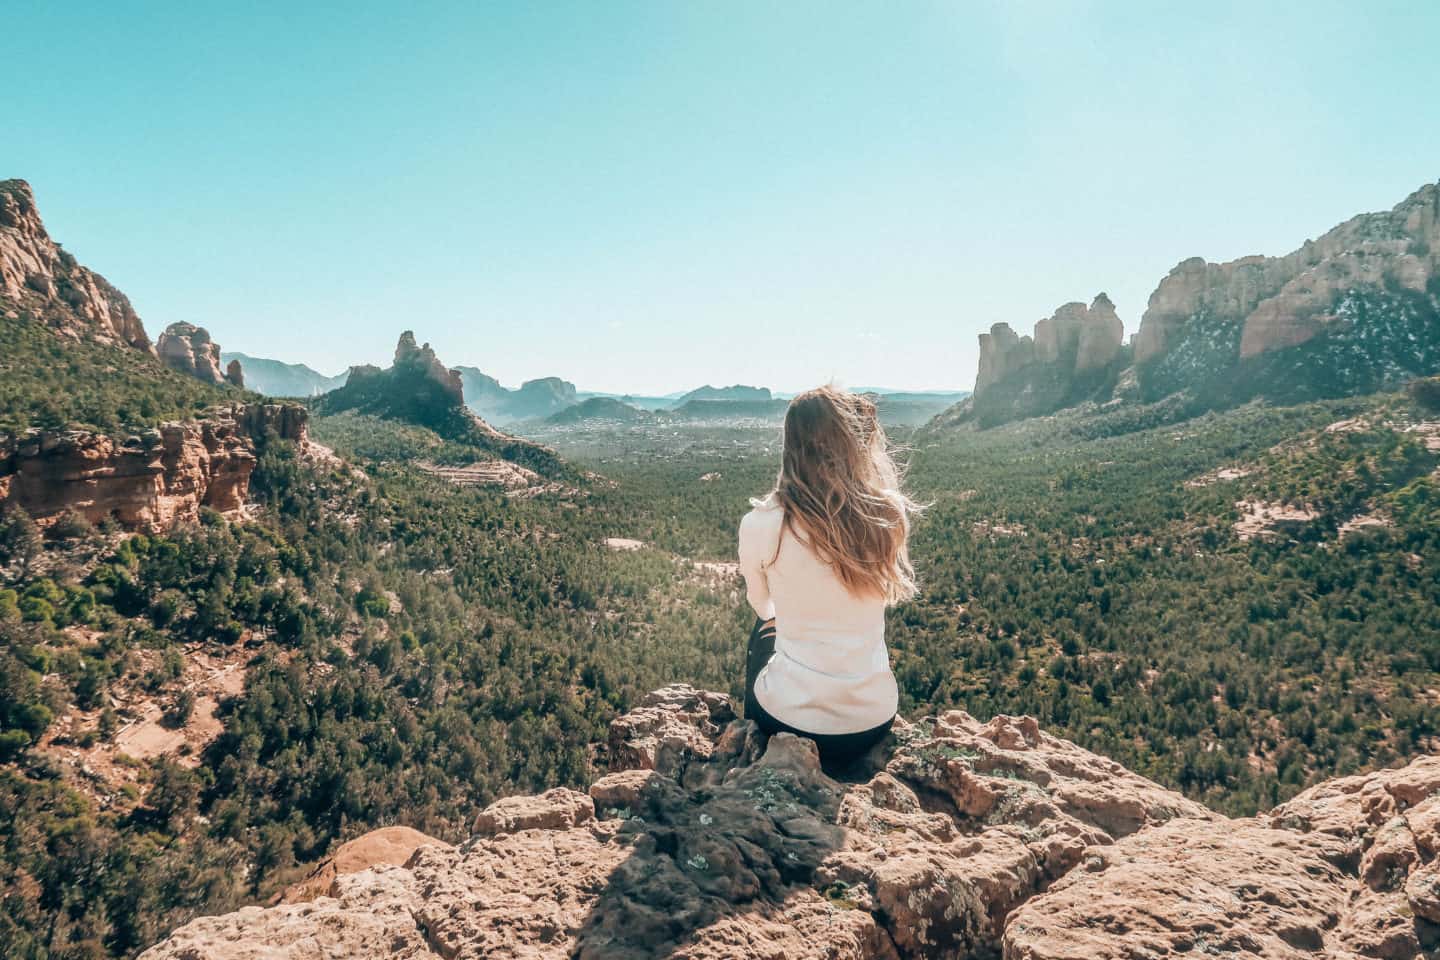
(225, 351, 971, 428)
(454, 367, 577, 425)
(221, 352, 348, 397)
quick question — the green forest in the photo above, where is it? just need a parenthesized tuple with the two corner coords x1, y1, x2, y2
(2, 321, 1439, 958)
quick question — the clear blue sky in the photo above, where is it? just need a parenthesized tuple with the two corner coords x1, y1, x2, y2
(7, 1, 1439, 393)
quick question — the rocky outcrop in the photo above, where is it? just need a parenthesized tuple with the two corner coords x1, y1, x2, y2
(975, 322, 1032, 397)
(278, 826, 448, 905)
(1135, 180, 1440, 401)
(324, 332, 475, 431)
(0, 403, 311, 532)
(140, 684, 1219, 960)
(317, 332, 569, 478)
(512, 376, 578, 418)
(970, 294, 1126, 426)
(1006, 755, 1440, 959)
(225, 358, 245, 388)
(157, 322, 228, 385)
(393, 330, 464, 404)
(1004, 818, 1356, 958)
(0, 178, 153, 353)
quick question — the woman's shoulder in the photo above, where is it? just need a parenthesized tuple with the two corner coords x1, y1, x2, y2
(748, 491, 782, 513)
(739, 493, 784, 544)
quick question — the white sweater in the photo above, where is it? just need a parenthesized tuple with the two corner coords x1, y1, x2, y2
(738, 494, 900, 735)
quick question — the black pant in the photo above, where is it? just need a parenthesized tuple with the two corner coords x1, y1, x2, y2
(743, 616, 894, 766)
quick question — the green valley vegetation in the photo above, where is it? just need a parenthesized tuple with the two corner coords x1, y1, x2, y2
(3, 309, 1440, 957)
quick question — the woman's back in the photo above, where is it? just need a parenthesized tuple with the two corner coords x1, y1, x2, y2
(739, 494, 898, 735)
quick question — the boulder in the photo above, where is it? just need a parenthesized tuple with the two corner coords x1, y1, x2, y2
(1003, 754, 1440, 959)
(279, 825, 448, 905)
(157, 321, 227, 384)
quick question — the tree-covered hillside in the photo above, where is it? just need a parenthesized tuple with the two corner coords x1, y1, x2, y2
(0, 313, 248, 435)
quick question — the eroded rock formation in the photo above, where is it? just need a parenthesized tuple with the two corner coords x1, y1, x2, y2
(140, 684, 1222, 959)
(157, 322, 228, 385)
(225, 358, 245, 388)
(317, 332, 569, 479)
(971, 294, 1126, 426)
(1134, 181, 1440, 400)
(0, 178, 153, 352)
(278, 826, 447, 905)
(1007, 755, 1440, 958)
(0, 403, 311, 533)
(394, 330, 464, 405)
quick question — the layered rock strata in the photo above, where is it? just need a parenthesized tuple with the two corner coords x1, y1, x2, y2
(0, 403, 310, 532)
(1133, 181, 1440, 400)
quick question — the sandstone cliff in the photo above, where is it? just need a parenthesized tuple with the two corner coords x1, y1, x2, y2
(157, 321, 229, 385)
(1134, 181, 1440, 401)
(0, 179, 154, 353)
(140, 683, 1440, 959)
(0, 403, 312, 533)
(970, 294, 1126, 426)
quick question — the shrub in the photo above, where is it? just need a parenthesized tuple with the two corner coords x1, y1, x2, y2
(355, 585, 390, 618)
(49, 509, 96, 542)
(163, 689, 196, 729)
(1407, 376, 1440, 413)
(18, 595, 54, 624)
(0, 589, 18, 621)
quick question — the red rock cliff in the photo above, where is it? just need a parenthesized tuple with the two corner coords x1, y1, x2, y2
(0, 403, 311, 533)
(1135, 181, 1440, 365)
(156, 321, 228, 385)
(0, 178, 154, 354)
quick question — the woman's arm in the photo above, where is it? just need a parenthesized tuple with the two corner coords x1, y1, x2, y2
(737, 510, 776, 620)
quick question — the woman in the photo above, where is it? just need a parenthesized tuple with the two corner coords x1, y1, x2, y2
(739, 385, 920, 765)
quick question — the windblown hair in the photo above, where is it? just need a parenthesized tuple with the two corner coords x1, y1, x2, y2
(763, 385, 921, 603)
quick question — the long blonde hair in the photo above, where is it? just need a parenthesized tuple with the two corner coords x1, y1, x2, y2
(764, 385, 920, 603)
